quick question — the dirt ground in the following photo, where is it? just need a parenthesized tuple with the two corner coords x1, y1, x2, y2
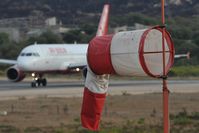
(0, 92, 198, 131)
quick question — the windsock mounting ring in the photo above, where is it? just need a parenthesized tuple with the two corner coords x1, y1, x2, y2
(139, 26, 174, 78)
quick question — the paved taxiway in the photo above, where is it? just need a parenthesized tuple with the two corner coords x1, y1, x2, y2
(0, 79, 198, 100)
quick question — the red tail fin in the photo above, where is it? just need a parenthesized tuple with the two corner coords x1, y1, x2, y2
(96, 4, 110, 36)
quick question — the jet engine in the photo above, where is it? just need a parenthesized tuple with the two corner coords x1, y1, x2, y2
(6, 66, 26, 82)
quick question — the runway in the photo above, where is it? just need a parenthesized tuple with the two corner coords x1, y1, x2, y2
(0, 78, 198, 100)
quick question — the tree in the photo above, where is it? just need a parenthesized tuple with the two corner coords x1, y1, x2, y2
(0, 33, 10, 45)
(62, 30, 81, 43)
(62, 29, 93, 43)
(27, 30, 63, 44)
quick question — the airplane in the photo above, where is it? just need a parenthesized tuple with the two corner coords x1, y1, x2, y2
(0, 4, 110, 87)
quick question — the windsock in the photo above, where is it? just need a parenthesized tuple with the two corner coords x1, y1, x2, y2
(88, 26, 174, 78)
(81, 25, 174, 131)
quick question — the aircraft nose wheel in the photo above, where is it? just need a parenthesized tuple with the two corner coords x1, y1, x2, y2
(31, 82, 37, 87)
(41, 79, 47, 86)
(31, 78, 47, 87)
(31, 73, 47, 87)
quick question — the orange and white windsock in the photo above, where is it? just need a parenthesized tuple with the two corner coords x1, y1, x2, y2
(81, 26, 175, 131)
(81, 4, 110, 131)
(81, 4, 174, 131)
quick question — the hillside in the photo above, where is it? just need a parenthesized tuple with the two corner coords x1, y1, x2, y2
(0, 0, 198, 25)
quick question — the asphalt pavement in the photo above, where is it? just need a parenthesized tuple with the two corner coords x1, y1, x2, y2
(0, 79, 198, 100)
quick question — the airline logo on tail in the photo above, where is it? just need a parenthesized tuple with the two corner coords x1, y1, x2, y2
(96, 4, 110, 36)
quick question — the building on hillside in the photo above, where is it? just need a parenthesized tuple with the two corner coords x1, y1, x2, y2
(45, 17, 57, 26)
(113, 23, 149, 33)
(0, 16, 71, 41)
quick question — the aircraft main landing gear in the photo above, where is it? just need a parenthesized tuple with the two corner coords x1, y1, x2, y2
(31, 73, 47, 87)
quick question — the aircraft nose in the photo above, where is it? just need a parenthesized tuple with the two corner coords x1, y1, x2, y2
(18, 61, 29, 70)
(17, 58, 35, 71)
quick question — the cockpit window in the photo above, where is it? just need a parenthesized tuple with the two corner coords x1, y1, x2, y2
(20, 52, 40, 57)
(20, 53, 26, 56)
(26, 53, 32, 56)
(33, 53, 40, 56)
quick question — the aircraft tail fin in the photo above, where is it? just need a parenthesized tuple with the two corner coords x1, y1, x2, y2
(96, 4, 110, 36)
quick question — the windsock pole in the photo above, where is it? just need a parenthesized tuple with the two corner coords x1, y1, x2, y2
(161, 0, 170, 133)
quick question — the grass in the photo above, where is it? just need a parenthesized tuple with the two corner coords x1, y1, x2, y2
(170, 65, 199, 77)
(0, 93, 198, 133)
(0, 111, 199, 133)
(0, 125, 20, 133)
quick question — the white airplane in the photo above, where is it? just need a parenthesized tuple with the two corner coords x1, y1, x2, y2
(0, 4, 110, 87)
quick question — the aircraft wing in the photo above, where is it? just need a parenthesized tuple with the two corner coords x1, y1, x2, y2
(0, 59, 17, 65)
(174, 52, 190, 59)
